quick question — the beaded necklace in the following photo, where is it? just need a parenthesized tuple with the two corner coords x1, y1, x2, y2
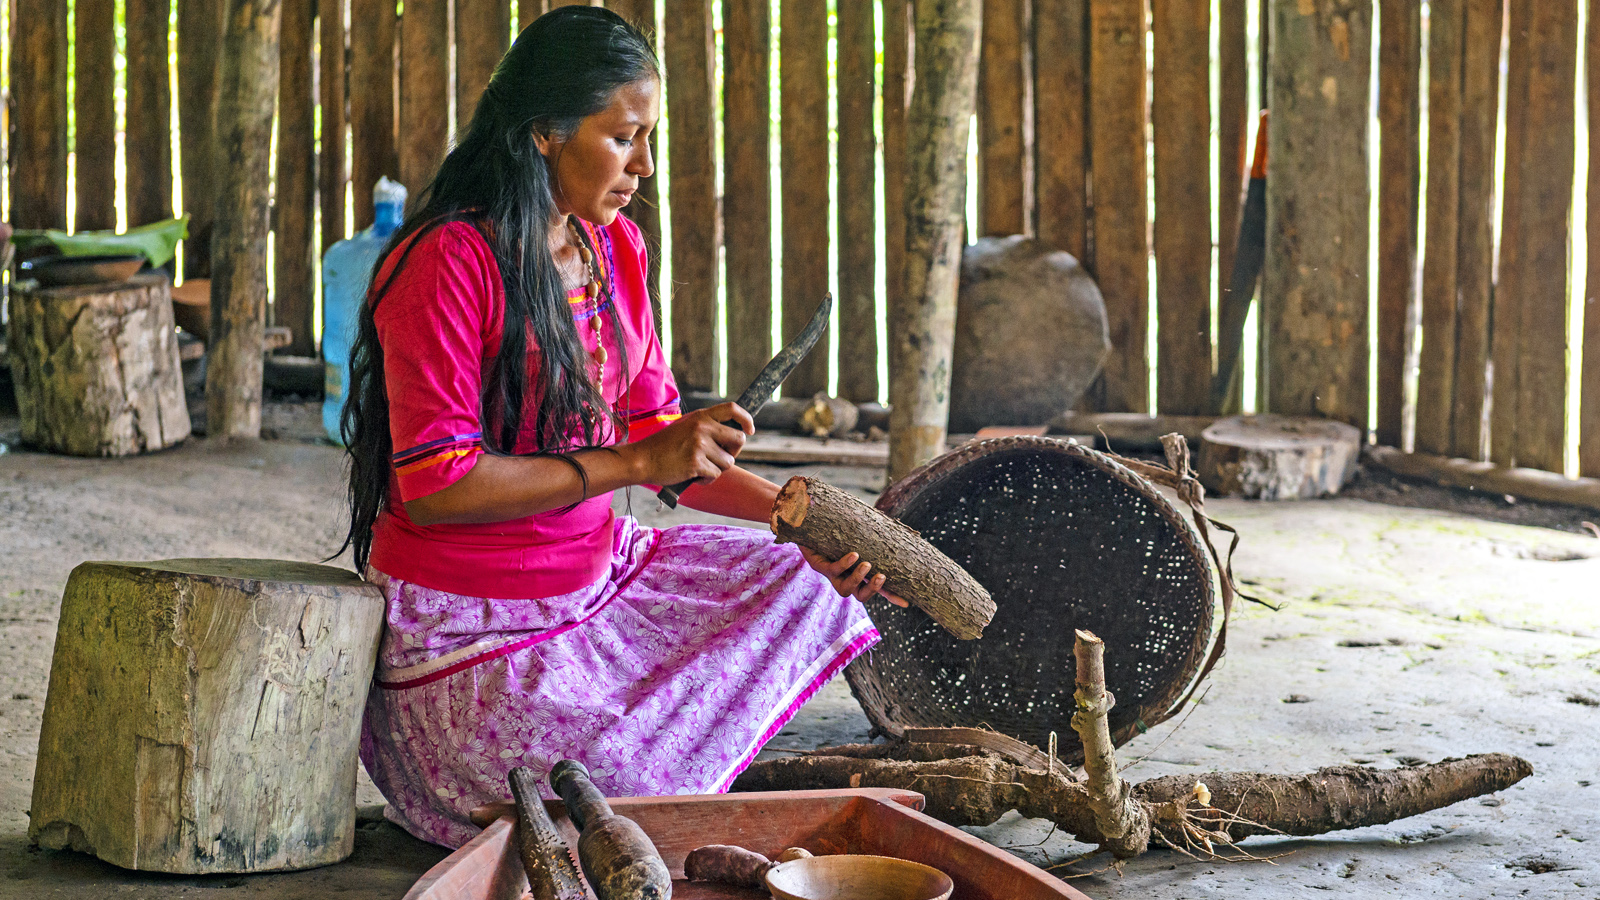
(567, 216, 608, 385)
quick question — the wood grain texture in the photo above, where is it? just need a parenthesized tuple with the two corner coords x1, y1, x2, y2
(179, 0, 227, 276)
(519, 0, 547, 33)
(1450, 0, 1503, 460)
(1196, 414, 1362, 500)
(10, 0, 69, 228)
(1216, 0, 1248, 364)
(28, 559, 383, 872)
(665, 0, 720, 392)
(837, 0, 879, 402)
(1152, 0, 1211, 416)
(1375, 0, 1420, 447)
(1033, 0, 1087, 260)
(722, 0, 774, 393)
(399, 0, 451, 205)
(1415, 0, 1463, 455)
(1262, 0, 1372, 429)
(882, 0, 912, 398)
(1490, 0, 1529, 466)
(126, 0, 175, 227)
(1087, 0, 1150, 413)
(979, 0, 1028, 237)
(205, 0, 283, 439)
(1586, 0, 1600, 478)
(321, 0, 350, 254)
(608, 0, 663, 317)
(780, 0, 831, 397)
(73, 0, 117, 232)
(457, 0, 512, 135)
(275, 0, 318, 356)
(350, 0, 399, 227)
(888, 0, 981, 478)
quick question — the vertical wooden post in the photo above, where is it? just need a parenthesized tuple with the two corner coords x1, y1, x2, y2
(1216, 0, 1248, 371)
(519, 0, 547, 33)
(664, 0, 720, 392)
(608, 0, 663, 317)
(888, 0, 981, 480)
(1449, 0, 1504, 460)
(722, 0, 773, 392)
(1263, 0, 1372, 428)
(1584, 0, 1600, 478)
(179, 0, 227, 277)
(836, 0, 878, 402)
(1414, 0, 1464, 456)
(74, 0, 118, 232)
(206, 0, 284, 439)
(1505, 0, 1578, 472)
(275, 0, 318, 355)
(779, 0, 831, 397)
(1375, 0, 1420, 447)
(1034, 0, 1087, 260)
(1087, 0, 1151, 413)
(398, 0, 450, 207)
(457, 0, 512, 135)
(321, 0, 350, 254)
(126, 0, 175, 227)
(10, 0, 69, 229)
(350, 0, 399, 229)
(1489, 2, 1529, 466)
(882, 0, 912, 398)
(979, 0, 1028, 237)
(1152, 0, 1211, 416)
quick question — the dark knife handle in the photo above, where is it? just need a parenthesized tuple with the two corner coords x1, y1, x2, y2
(655, 418, 740, 508)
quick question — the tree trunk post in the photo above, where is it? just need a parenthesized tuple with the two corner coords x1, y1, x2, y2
(179, 0, 227, 278)
(888, 0, 981, 481)
(205, 0, 283, 439)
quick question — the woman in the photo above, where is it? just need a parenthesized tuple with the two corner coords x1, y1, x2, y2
(339, 7, 898, 848)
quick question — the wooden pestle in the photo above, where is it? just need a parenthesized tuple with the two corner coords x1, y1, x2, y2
(549, 759, 673, 900)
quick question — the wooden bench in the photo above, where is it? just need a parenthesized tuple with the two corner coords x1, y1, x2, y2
(29, 559, 385, 873)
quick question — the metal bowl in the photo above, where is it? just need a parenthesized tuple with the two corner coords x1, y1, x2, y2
(19, 254, 146, 287)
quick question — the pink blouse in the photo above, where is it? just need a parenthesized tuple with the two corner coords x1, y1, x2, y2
(367, 215, 681, 599)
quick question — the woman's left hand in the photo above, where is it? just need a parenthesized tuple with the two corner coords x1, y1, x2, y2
(799, 548, 911, 607)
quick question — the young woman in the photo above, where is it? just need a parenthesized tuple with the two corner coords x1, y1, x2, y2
(339, 7, 900, 848)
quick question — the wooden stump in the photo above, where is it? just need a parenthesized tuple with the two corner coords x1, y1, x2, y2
(1197, 414, 1362, 500)
(7, 274, 191, 455)
(29, 559, 385, 873)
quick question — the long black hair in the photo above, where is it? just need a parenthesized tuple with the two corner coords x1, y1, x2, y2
(338, 6, 659, 571)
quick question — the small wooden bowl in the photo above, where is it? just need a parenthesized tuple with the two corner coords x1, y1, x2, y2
(765, 853, 954, 900)
(19, 254, 146, 287)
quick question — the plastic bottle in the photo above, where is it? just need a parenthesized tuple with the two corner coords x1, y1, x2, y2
(322, 176, 407, 444)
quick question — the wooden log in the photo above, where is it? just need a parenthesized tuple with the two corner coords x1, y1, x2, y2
(779, 0, 831, 398)
(398, 0, 451, 205)
(882, 0, 912, 398)
(1489, 1, 1530, 467)
(1033, 0, 1087, 261)
(74, 0, 118, 233)
(1044, 411, 1217, 447)
(796, 396, 861, 439)
(1152, 0, 1211, 417)
(665, 0, 720, 393)
(28, 559, 385, 872)
(1415, 0, 1463, 456)
(1587, 0, 1600, 478)
(978, 0, 1028, 237)
(320, 0, 350, 254)
(1451, 0, 1503, 461)
(7, 275, 191, 456)
(275, 0, 318, 356)
(836, 0, 879, 403)
(1377, 0, 1421, 447)
(1216, 0, 1248, 381)
(126, 0, 175, 227)
(179, 0, 227, 277)
(1263, 0, 1372, 429)
(888, 0, 981, 479)
(350, 0, 399, 228)
(608, 0, 663, 318)
(457, 0, 512, 135)
(10, 0, 70, 229)
(1087, 0, 1150, 413)
(205, 0, 283, 440)
(722, 0, 774, 393)
(771, 476, 996, 640)
(1197, 414, 1362, 500)
(1367, 446, 1600, 514)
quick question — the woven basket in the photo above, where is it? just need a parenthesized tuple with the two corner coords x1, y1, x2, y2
(846, 436, 1217, 762)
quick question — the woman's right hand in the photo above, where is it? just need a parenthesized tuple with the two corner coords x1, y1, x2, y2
(625, 402, 754, 487)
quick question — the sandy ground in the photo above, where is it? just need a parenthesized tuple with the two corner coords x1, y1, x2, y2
(0, 402, 1597, 898)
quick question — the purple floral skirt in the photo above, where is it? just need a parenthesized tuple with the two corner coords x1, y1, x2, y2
(359, 516, 880, 848)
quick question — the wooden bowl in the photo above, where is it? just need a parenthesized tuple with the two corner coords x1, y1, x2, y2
(19, 254, 147, 287)
(765, 853, 954, 900)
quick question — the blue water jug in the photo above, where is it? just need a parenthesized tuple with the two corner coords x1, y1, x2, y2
(322, 177, 406, 444)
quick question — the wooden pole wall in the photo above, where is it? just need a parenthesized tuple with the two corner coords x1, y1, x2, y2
(179, 0, 226, 276)
(275, 0, 317, 354)
(722, 0, 774, 393)
(1415, 0, 1464, 456)
(74, 0, 118, 232)
(1490, 1, 1529, 466)
(836, 0, 879, 402)
(125, 0, 174, 228)
(779, 0, 831, 397)
(1585, 0, 1600, 478)
(321, 0, 349, 252)
(1263, 0, 1372, 428)
(1033, 0, 1086, 261)
(979, 0, 1028, 237)
(350, 0, 398, 228)
(608, 0, 662, 317)
(1216, 0, 1247, 411)
(10, 0, 69, 229)
(1151, 0, 1211, 416)
(882, 0, 912, 398)
(398, 0, 450, 208)
(1088, 0, 1151, 413)
(1375, 0, 1420, 448)
(664, 0, 720, 393)
(457, 0, 512, 136)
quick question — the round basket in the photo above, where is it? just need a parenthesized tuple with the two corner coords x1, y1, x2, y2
(846, 436, 1217, 761)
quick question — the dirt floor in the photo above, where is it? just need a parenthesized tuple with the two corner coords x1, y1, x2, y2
(0, 401, 1596, 898)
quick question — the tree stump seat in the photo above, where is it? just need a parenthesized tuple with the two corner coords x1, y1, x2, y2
(29, 559, 385, 873)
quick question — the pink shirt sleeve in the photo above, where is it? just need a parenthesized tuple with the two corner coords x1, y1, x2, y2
(374, 222, 498, 502)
